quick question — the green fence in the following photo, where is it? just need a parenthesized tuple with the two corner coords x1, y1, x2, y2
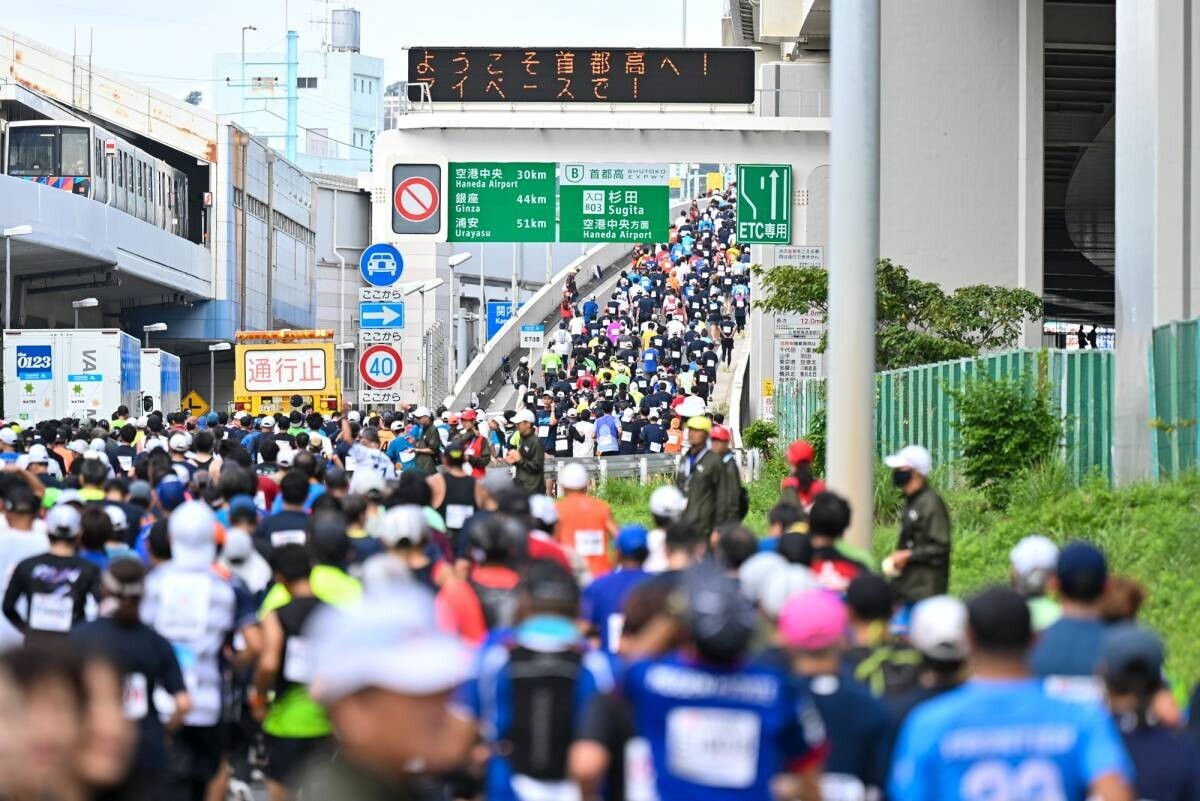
(774, 348, 1114, 484)
(1150, 319, 1200, 480)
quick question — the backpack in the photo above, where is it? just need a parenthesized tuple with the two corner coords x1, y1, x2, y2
(469, 577, 518, 631)
(505, 644, 584, 780)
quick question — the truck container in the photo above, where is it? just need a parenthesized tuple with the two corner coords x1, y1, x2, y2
(140, 348, 181, 415)
(4, 329, 141, 423)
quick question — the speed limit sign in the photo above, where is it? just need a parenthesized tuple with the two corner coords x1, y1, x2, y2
(359, 344, 403, 390)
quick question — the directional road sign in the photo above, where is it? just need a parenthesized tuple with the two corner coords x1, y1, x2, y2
(390, 164, 442, 235)
(359, 344, 403, 390)
(358, 302, 406, 329)
(486, 300, 525, 340)
(359, 243, 405, 288)
(559, 163, 669, 243)
(520, 325, 544, 349)
(736, 164, 792, 244)
(182, 390, 209, 419)
(449, 162, 556, 242)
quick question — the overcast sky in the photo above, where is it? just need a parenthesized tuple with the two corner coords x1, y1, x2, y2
(6, 0, 726, 107)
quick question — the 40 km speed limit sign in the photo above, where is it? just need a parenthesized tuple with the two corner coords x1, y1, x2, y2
(359, 344, 403, 390)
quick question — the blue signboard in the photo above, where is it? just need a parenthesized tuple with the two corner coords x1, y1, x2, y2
(486, 300, 525, 340)
(359, 243, 405, 287)
(15, 346, 52, 380)
(358, 302, 406, 329)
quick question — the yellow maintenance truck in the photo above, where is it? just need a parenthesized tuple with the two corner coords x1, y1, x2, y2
(232, 330, 342, 416)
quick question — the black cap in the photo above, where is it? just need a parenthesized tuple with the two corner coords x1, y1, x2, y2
(1101, 623, 1164, 681)
(308, 512, 348, 566)
(680, 563, 756, 664)
(846, 574, 894, 622)
(1056, 542, 1108, 602)
(967, 586, 1032, 653)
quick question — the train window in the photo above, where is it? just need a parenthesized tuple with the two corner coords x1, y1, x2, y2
(61, 129, 89, 177)
(7, 127, 56, 176)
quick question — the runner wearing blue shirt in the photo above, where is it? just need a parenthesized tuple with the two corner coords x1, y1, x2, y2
(1030, 542, 1109, 703)
(622, 565, 826, 801)
(890, 586, 1134, 801)
(581, 525, 651, 654)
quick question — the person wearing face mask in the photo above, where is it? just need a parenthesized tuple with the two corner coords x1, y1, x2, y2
(882, 445, 951, 625)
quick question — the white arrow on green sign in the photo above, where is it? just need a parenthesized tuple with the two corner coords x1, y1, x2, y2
(736, 164, 792, 244)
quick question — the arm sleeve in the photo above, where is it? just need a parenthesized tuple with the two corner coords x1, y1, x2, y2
(2, 565, 26, 631)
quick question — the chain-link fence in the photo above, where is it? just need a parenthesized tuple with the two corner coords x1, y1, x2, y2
(423, 321, 447, 408)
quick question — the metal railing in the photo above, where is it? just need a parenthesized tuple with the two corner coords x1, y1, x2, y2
(487, 448, 765, 485)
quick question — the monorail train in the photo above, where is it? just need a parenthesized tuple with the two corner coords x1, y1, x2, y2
(3, 119, 189, 239)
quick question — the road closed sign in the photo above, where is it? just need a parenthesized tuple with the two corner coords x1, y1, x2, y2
(391, 164, 442, 236)
(359, 344, 403, 390)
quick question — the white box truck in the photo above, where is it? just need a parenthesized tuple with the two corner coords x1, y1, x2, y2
(140, 348, 181, 415)
(4, 329, 141, 422)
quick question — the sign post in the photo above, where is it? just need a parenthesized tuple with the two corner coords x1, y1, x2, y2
(736, 164, 792, 244)
(559, 162, 670, 242)
(449, 163, 556, 242)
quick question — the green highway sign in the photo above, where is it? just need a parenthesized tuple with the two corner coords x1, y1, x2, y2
(449, 162, 556, 242)
(559, 162, 670, 243)
(736, 164, 792, 244)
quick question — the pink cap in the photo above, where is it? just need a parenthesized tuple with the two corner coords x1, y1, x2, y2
(778, 589, 848, 650)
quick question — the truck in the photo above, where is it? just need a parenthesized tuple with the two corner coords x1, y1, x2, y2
(233, 329, 342, 417)
(3, 329, 141, 423)
(140, 348, 181, 415)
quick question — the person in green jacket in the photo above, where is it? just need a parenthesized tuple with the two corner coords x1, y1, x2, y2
(883, 445, 951, 611)
(505, 409, 545, 494)
(674, 415, 726, 537)
(707, 423, 745, 526)
(411, 407, 442, 475)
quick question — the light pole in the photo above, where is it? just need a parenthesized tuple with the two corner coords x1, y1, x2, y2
(336, 342, 355, 401)
(142, 322, 167, 348)
(208, 342, 231, 410)
(448, 252, 473, 383)
(3, 225, 32, 330)
(240, 25, 256, 117)
(402, 279, 445, 406)
(478, 246, 487, 353)
(71, 297, 98, 329)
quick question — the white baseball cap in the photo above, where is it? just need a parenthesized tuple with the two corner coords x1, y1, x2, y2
(512, 409, 536, 425)
(1010, 534, 1060, 576)
(68, 438, 89, 455)
(25, 444, 49, 464)
(390, 420, 405, 432)
(675, 396, 707, 419)
(648, 485, 686, 519)
(134, 416, 148, 428)
(0, 428, 17, 446)
(168, 433, 190, 453)
(414, 407, 432, 419)
(883, 444, 933, 477)
(375, 504, 426, 547)
(350, 469, 386, 497)
(759, 564, 819, 619)
(347, 410, 361, 423)
(909, 595, 969, 661)
(308, 585, 470, 701)
(737, 551, 788, 604)
(558, 462, 589, 491)
(260, 416, 277, 430)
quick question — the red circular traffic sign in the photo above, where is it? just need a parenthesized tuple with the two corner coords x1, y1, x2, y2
(393, 176, 439, 222)
(359, 344, 404, 390)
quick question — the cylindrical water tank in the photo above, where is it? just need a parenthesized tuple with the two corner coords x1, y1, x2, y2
(331, 9, 361, 52)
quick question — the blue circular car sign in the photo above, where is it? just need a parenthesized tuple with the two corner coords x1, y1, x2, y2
(359, 243, 405, 287)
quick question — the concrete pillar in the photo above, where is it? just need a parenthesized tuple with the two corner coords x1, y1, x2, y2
(1114, 0, 1196, 481)
(1018, 0, 1044, 346)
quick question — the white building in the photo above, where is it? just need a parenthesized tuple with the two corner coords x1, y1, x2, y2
(211, 9, 384, 177)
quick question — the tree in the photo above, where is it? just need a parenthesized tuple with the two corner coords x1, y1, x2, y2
(184, 90, 203, 106)
(754, 258, 1043, 370)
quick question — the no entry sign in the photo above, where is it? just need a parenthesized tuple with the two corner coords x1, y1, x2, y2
(394, 176, 439, 222)
(359, 344, 403, 390)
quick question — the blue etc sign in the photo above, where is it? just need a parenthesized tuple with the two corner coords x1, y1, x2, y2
(15, 346, 52, 380)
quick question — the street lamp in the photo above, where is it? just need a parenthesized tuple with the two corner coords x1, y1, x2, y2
(208, 342, 232, 412)
(447, 253, 473, 380)
(3, 225, 33, 330)
(71, 297, 98, 329)
(142, 322, 167, 348)
(240, 25, 257, 117)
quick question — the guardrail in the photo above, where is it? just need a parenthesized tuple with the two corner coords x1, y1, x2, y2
(486, 448, 764, 485)
(446, 201, 691, 410)
(728, 342, 753, 450)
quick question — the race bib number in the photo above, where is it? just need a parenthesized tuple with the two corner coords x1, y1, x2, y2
(821, 774, 866, 801)
(556, 439, 569, 453)
(1043, 675, 1104, 704)
(698, 373, 709, 383)
(672, 351, 682, 358)
(597, 435, 617, 451)
(118, 456, 133, 472)
(649, 442, 663, 453)
(706, 359, 716, 368)
(283, 637, 313, 684)
(271, 530, 307, 548)
(575, 529, 605, 557)
(123, 673, 149, 720)
(666, 707, 761, 789)
(156, 573, 211, 642)
(30, 592, 73, 632)
(621, 431, 633, 443)
(538, 425, 551, 438)
(445, 504, 474, 530)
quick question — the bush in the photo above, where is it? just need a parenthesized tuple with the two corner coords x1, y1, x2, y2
(806, 406, 827, 475)
(949, 371, 1064, 506)
(742, 419, 779, 457)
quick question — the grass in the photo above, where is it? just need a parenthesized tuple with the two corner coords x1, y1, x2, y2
(598, 459, 1200, 688)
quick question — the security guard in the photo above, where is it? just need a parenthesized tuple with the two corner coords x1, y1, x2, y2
(674, 415, 725, 536)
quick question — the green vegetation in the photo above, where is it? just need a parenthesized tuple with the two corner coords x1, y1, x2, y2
(598, 459, 1200, 687)
(753, 258, 1043, 370)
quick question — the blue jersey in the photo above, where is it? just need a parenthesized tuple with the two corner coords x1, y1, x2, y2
(581, 568, 650, 654)
(642, 348, 660, 375)
(889, 678, 1133, 801)
(623, 653, 825, 801)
